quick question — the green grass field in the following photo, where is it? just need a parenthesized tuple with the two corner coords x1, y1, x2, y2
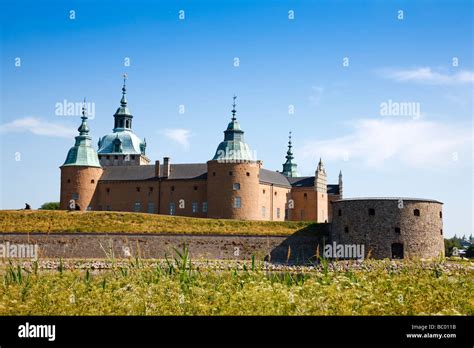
(1, 257, 472, 315)
(0, 210, 317, 235)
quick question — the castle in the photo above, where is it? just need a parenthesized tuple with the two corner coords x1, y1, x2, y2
(59, 77, 445, 259)
(60, 77, 341, 222)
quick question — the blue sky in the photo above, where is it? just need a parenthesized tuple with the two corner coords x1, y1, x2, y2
(0, 0, 472, 237)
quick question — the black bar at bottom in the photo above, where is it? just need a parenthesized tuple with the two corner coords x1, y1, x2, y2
(0, 316, 470, 346)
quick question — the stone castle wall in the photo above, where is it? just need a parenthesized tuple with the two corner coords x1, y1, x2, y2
(331, 198, 444, 259)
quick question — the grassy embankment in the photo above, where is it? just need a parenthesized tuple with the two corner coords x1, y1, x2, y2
(1, 256, 472, 315)
(0, 210, 317, 235)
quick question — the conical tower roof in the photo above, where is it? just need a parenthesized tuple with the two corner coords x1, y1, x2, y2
(62, 99, 101, 167)
(212, 96, 255, 162)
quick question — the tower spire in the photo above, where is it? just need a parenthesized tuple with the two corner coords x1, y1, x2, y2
(282, 130, 299, 177)
(231, 95, 237, 121)
(120, 73, 128, 107)
(286, 131, 294, 160)
(77, 97, 89, 135)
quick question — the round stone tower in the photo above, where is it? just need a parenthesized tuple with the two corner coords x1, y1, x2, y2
(331, 198, 444, 259)
(207, 96, 261, 220)
(60, 100, 103, 211)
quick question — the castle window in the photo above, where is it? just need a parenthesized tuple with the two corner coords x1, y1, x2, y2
(395, 227, 401, 234)
(194, 185, 198, 191)
(276, 208, 281, 219)
(202, 202, 208, 213)
(134, 202, 141, 212)
(106, 155, 110, 159)
(229, 171, 233, 176)
(114, 155, 119, 160)
(106, 188, 110, 194)
(246, 172, 250, 176)
(440, 229, 443, 235)
(67, 179, 71, 183)
(263, 189, 266, 194)
(171, 186, 175, 192)
(91, 179, 95, 184)
(131, 155, 135, 160)
(368, 208, 375, 216)
(274, 191, 277, 196)
(414, 209, 420, 217)
(338, 209, 342, 216)
(213, 172, 216, 177)
(136, 187, 140, 192)
(147, 202, 154, 213)
(149, 187, 153, 192)
(234, 197, 241, 208)
(261, 206, 266, 217)
(439, 211, 442, 218)
(344, 226, 349, 233)
(192, 202, 198, 213)
(233, 183, 240, 191)
(169, 202, 175, 215)
(304, 193, 307, 199)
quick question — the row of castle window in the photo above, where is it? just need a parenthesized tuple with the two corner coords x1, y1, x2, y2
(168, 202, 208, 215)
(261, 206, 281, 218)
(337, 208, 443, 218)
(212, 172, 252, 177)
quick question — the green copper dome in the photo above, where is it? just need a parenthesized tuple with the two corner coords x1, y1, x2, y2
(281, 131, 299, 177)
(62, 101, 101, 168)
(212, 96, 255, 162)
(98, 131, 146, 155)
(97, 75, 147, 156)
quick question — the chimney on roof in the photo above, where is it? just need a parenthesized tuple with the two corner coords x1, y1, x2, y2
(155, 160, 161, 177)
(163, 157, 170, 178)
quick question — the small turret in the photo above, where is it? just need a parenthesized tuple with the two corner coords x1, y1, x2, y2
(60, 99, 103, 211)
(281, 131, 299, 177)
(315, 158, 327, 193)
(314, 157, 328, 222)
(207, 96, 260, 220)
(338, 170, 343, 198)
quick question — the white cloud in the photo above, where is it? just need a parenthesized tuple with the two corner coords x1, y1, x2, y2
(298, 119, 472, 168)
(162, 128, 192, 150)
(380, 67, 474, 85)
(0, 117, 76, 138)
